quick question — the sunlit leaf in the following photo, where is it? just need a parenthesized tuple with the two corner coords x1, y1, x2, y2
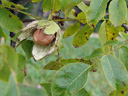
(86, 0, 109, 27)
(77, 2, 88, 15)
(109, 0, 127, 27)
(119, 32, 128, 40)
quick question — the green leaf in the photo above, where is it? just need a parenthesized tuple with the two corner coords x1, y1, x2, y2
(0, 7, 23, 32)
(99, 21, 109, 54)
(105, 39, 119, 46)
(4, 73, 20, 96)
(101, 55, 116, 90)
(109, 0, 127, 27)
(42, 83, 52, 96)
(77, 12, 86, 24)
(51, 63, 90, 96)
(19, 84, 48, 96)
(17, 53, 26, 71)
(16, 53, 26, 83)
(119, 46, 128, 71)
(60, 0, 83, 17)
(75, 88, 90, 96)
(0, 45, 18, 71)
(126, 9, 128, 24)
(0, 80, 7, 96)
(0, 26, 8, 40)
(101, 55, 128, 92)
(77, 2, 88, 15)
(44, 61, 64, 70)
(86, 0, 109, 27)
(73, 24, 94, 47)
(0, 45, 18, 81)
(119, 32, 128, 40)
(44, 59, 90, 70)
(31, 0, 42, 2)
(21, 40, 34, 59)
(42, 0, 52, 12)
(52, 0, 60, 13)
(85, 48, 103, 60)
(63, 22, 80, 38)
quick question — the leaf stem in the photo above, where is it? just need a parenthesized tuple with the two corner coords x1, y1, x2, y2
(0, 5, 42, 20)
(91, 40, 128, 67)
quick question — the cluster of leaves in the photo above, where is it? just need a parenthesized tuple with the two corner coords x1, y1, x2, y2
(1, 0, 128, 96)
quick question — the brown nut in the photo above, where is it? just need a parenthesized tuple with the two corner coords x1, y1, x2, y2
(33, 29, 55, 46)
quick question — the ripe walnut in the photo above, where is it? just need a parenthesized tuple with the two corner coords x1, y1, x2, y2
(33, 29, 55, 46)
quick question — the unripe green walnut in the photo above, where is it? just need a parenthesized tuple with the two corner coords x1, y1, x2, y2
(33, 29, 55, 46)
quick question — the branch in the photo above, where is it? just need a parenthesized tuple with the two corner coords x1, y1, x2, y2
(122, 23, 128, 32)
(0, 5, 42, 20)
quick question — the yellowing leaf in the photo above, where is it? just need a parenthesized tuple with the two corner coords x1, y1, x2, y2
(31, 0, 42, 2)
(106, 22, 124, 40)
(63, 22, 80, 38)
(99, 21, 109, 54)
(77, 12, 86, 24)
(73, 24, 94, 47)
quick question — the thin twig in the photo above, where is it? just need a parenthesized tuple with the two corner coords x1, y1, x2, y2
(0, 5, 42, 20)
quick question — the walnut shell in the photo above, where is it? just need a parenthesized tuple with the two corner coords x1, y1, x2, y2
(33, 29, 55, 46)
